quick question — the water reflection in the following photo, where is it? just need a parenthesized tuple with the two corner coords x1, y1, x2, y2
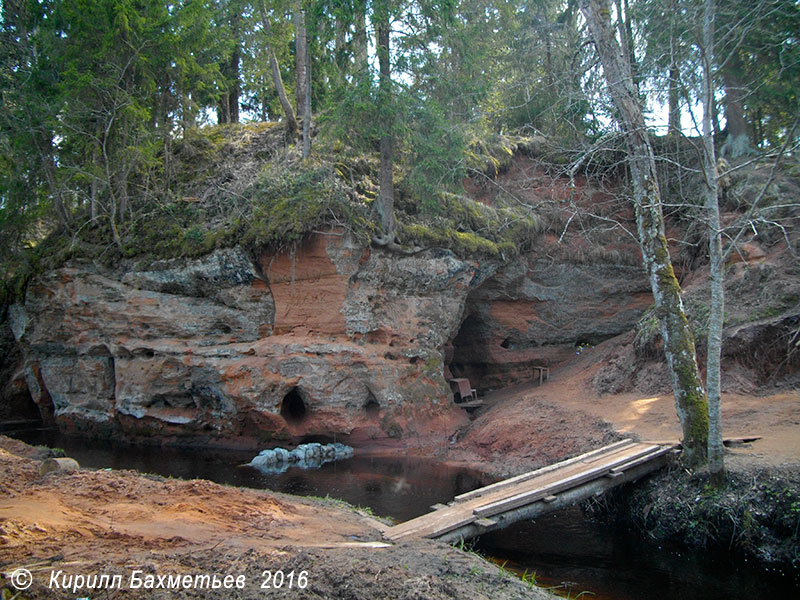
(477, 506, 799, 600)
(12, 431, 799, 599)
(14, 432, 488, 522)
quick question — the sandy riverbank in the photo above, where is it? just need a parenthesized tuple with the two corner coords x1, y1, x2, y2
(0, 435, 556, 600)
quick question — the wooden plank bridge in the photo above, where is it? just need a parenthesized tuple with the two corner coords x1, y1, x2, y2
(384, 439, 678, 543)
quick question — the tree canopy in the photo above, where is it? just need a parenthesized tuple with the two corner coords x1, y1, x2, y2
(1, 0, 797, 284)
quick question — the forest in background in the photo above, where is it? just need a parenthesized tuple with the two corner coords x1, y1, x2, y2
(1, 0, 798, 476)
(1, 0, 797, 266)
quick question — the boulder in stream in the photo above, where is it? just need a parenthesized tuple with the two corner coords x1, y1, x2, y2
(248, 443, 354, 473)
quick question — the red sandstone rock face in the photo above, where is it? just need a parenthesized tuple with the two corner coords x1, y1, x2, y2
(8, 230, 656, 446)
(447, 259, 653, 391)
(259, 234, 357, 336)
(9, 240, 476, 447)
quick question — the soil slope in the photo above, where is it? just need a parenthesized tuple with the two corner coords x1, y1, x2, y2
(0, 436, 554, 600)
(448, 336, 800, 473)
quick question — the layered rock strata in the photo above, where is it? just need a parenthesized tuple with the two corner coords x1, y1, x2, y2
(447, 258, 652, 390)
(7, 232, 654, 447)
(8, 235, 485, 446)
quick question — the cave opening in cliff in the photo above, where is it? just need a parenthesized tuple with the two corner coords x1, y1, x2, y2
(1, 385, 44, 431)
(280, 388, 307, 423)
(363, 392, 380, 416)
(447, 312, 489, 390)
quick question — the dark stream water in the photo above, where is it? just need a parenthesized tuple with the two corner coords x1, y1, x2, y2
(12, 431, 799, 599)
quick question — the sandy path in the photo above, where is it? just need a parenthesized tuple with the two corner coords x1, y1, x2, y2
(479, 350, 800, 469)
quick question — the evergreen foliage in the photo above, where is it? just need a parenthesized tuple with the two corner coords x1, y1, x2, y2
(1, 0, 796, 305)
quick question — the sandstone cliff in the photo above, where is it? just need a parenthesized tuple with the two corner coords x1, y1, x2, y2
(6, 226, 655, 447)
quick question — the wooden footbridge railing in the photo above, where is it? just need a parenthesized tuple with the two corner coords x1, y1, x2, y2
(384, 439, 678, 543)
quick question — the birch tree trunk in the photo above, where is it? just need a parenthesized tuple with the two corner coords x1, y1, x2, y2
(581, 0, 709, 466)
(702, 0, 725, 484)
(259, 1, 297, 136)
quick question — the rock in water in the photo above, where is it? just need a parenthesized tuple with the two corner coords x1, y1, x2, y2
(248, 443, 354, 473)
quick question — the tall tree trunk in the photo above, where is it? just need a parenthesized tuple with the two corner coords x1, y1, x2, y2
(217, 97, 230, 124)
(90, 176, 99, 221)
(668, 63, 681, 134)
(40, 137, 70, 230)
(374, 2, 395, 245)
(712, 92, 722, 137)
(753, 107, 763, 148)
(90, 141, 102, 221)
(581, 0, 709, 466)
(702, 0, 725, 485)
(228, 55, 240, 124)
(615, 0, 638, 86)
(259, 1, 297, 136)
(294, 2, 307, 120)
(334, 15, 346, 70)
(720, 65, 753, 157)
(302, 31, 311, 159)
(667, 0, 680, 136)
(354, 2, 369, 75)
(228, 9, 241, 124)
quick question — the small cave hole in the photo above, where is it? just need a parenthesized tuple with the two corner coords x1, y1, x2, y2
(281, 388, 307, 423)
(4, 385, 43, 428)
(214, 322, 232, 334)
(500, 337, 512, 349)
(364, 397, 381, 416)
(87, 344, 113, 357)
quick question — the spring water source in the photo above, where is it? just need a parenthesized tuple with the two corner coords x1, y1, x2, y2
(11, 431, 798, 599)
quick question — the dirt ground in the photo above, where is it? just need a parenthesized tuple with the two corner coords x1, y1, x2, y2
(440, 339, 800, 570)
(0, 436, 554, 600)
(447, 337, 800, 476)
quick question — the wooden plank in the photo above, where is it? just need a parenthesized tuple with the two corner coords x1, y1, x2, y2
(389, 514, 477, 541)
(642, 436, 761, 446)
(397, 443, 659, 540)
(386, 441, 673, 542)
(457, 401, 484, 409)
(430, 503, 448, 511)
(606, 444, 676, 474)
(392, 443, 649, 539)
(436, 454, 673, 544)
(723, 436, 762, 446)
(472, 445, 661, 519)
(453, 439, 636, 502)
(473, 518, 497, 529)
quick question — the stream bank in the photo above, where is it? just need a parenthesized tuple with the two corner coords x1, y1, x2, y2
(0, 435, 554, 600)
(605, 463, 800, 573)
(437, 368, 800, 582)
(6, 430, 799, 599)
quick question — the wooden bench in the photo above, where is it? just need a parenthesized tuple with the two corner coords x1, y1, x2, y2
(533, 366, 549, 386)
(449, 378, 478, 403)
